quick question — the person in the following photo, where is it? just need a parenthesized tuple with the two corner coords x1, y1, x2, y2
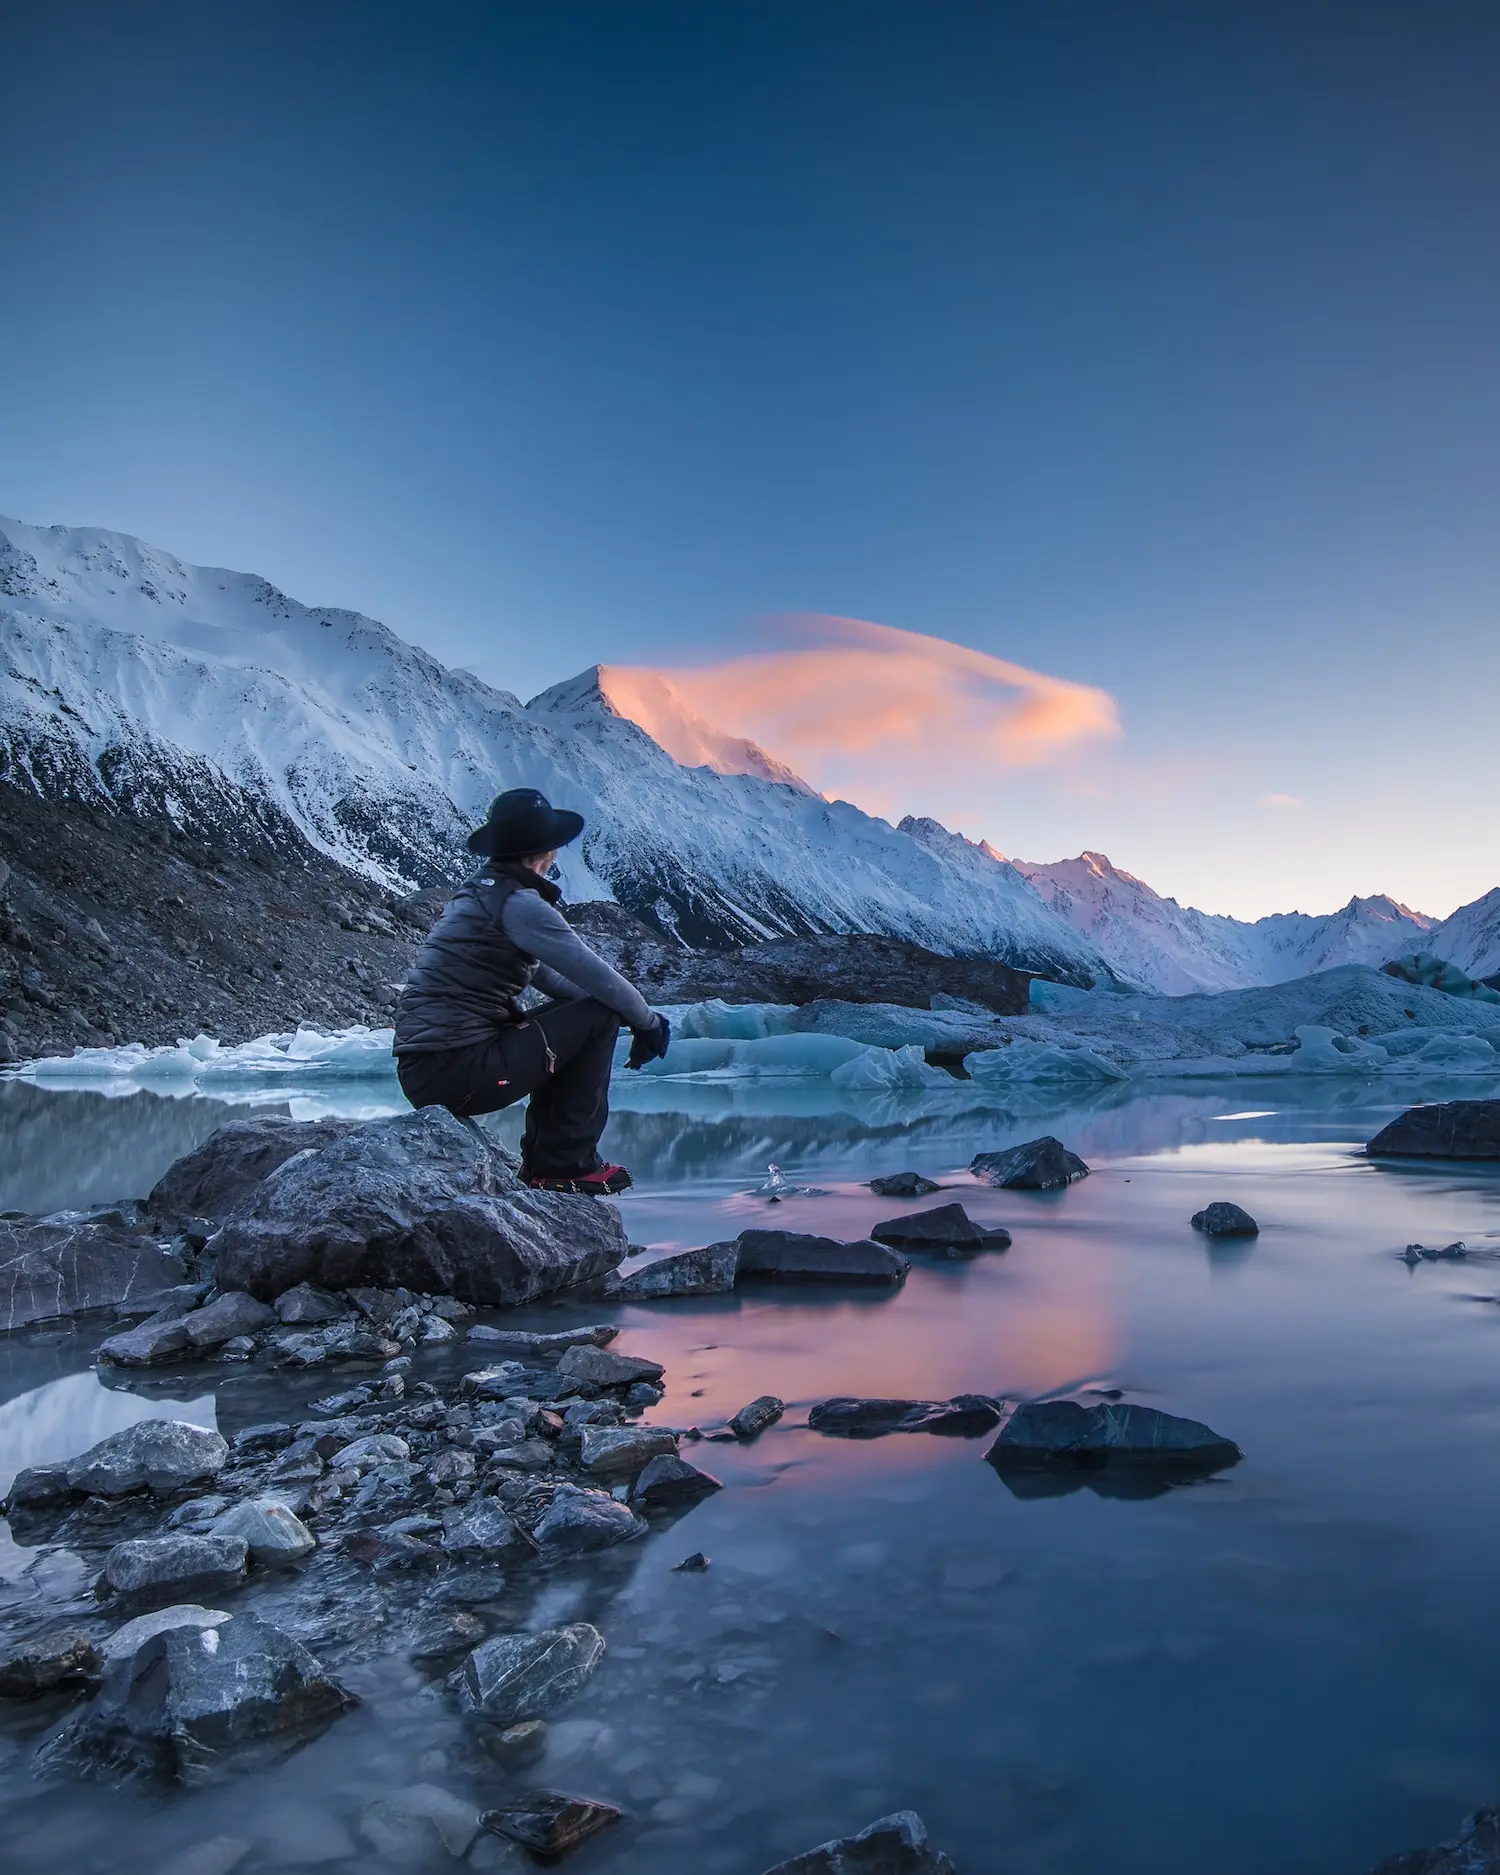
(393, 787, 670, 1194)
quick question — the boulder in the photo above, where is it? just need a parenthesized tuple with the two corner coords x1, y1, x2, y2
(181, 1291, 278, 1350)
(97, 1316, 195, 1366)
(102, 1534, 249, 1602)
(809, 1395, 1002, 1438)
(66, 1421, 229, 1498)
(1367, 1100, 1500, 1160)
(459, 1363, 528, 1400)
(0, 1213, 186, 1332)
(100, 1606, 232, 1662)
(729, 1395, 784, 1439)
(1370, 1805, 1500, 1875)
(147, 1115, 359, 1225)
(557, 1344, 665, 1389)
(443, 1497, 529, 1558)
(39, 1611, 355, 1782)
(870, 1203, 1011, 1253)
(0, 1628, 99, 1699)
(970, 1137, 1090, 1190)
(735, 1230, 908, 1284)
(531, 1484, 646, 1555)
(209, 1499, 316, 1565)
(465, 1324, 617, 1354)
(211, 1109, 626, 1305)
(985, 1400, 1241, 1474)
(273, 1282, 348, 1324)
(578, 1424, 679, 1476)
(609, 1241, 740, 1299)
(453, 1624, 605, 1724)
(868, 1173, 941, 1198)
(630, 1454, 722, 1511)
(1191, 1202, 1259, 1238)
(481, 1790, 622, 1857)
(3, 1462, 71, 1510)
(762, 1810, 956, 1875)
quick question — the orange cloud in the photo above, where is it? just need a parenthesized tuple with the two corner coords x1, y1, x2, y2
(603, 615, 1121, 815)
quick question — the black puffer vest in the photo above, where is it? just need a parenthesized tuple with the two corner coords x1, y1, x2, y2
(393, 864, 556, 1056)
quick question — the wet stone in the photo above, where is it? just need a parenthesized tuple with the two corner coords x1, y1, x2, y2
(673, 1551, 710, 1572)
(181, 1290, 277, 1349)
(102, 1533, 250, 1602)
(97, 1316, 194, 1366)
(443, 1496, 529, 1558)
(609, 1241, 740, 1300)
(762, 1809, 956, 1875)
(460, 1363, 529, 1400)
(970, 1136, 1090, 1190)
(209, 1498, 316, 1565)
(986, 1399, 1242, 1473)
(480, 1718, 548, 1767)
(465, 1324, 618, 1354)
(531, 1484, 646, 1555)
(1191, 1202, 1260, 1237)
(66, 1421, 229, 1498)
(100, 1605, 232, 1662)
(409, 1610, 489, 1661)
(630, 1453, 723, 1511)
(481, 1789, 622, 1858)
(868, 1172, 942, 1198)
(454, 1624, 606, 1724)
(729, 1395, 784, 1439)
(808, 1395, 1003, 1438)
(735, 1230, 908, 1284)
(273, 1280, 348, 1323)
(556, 1344, 666, 1389)
(358, 1782, 481, 1859)
(230, 1423, 293, 1455)
(578, 1424, 679, 1477)
(0, 1628, 100, 1699)
(870, 1203, 1011, 1254)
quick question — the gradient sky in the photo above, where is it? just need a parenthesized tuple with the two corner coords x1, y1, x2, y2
(2, 3, 1497, 919)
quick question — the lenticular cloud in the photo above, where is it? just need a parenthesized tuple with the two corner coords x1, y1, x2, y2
(607, 614, 1121, 812)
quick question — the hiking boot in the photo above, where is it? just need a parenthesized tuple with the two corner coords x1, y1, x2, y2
(522, 1162, 633, 1196)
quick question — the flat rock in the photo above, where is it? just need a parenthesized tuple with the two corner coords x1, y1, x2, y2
(1371, 1804, 1500, 1875)
(0, 1213, 187, 1333)
(39, 1610, 355, 1782)
(1367, 1100, 1500, 1160)
(970, 1136, 1090, 1190)
(0, 1628, 99, 1699)
(100, 1606, 232, 1662)
(985, 1399, 1241, 1473)
(729, 1395, 784, 1439)
(465, 1324, 617, 1353)
(182, 1291, 278, 1350)
(273, 1281, 348, 1323)
(735, 1230, 908, 1284)
(557, 1344, 665, 1388)
(147, 1115, 359, 1225)
(482, 1789, 622, 1857)
(868, 1172, 942, 1198)
(531, 1484, 646, 1554)
(444, 1497, 530, 1557)
(809, 1395, 1003, 1438)
(210, 1498, 316, 1565)
(453, 1624, 606, 1724)
(66, 1420, 229, 1497)
(97, 1315, 195, 1366)
(102, 1533, 249, 1602)
(211, 1109, 627, 1306)
(762, 1810, 956, 1875)
(1191, 1202, 1260, 1237)
(630, 1453, 722, 1511)
(870, 1203, 1011, 1253)
(609, 1241, 740, 1299)
(578, 1424, 679, 1476)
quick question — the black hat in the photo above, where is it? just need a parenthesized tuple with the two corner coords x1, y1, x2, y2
(466, 788, 585, 859)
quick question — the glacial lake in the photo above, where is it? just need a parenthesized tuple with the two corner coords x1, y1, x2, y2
(3, 1070, 1500, 1875)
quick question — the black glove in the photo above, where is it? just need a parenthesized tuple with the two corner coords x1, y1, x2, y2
(626, 1013, 671, 1070)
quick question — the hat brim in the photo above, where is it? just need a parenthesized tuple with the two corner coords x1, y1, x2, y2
(467, 806, 585, 858)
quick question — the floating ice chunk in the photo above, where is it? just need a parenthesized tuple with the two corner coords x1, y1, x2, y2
(1390, 1032, 1500, 1072)
(1027, 980, 1096, 1014)
(667, 999, 795, 1041)
(1288, 1025, 1390, 1073)
(621, 1031, 870, 1080)
(828, 1044, 950, 1091)
(13, 1026, 398, 1088)
(966, 1039, 1128, 1087)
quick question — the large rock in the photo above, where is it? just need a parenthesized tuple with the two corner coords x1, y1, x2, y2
(453, 1624, 605, 1724)
(466, 1323, 617, 1354)
(870, 1204, 1011, 1254)
(66, 1421, 229, 1497)
(38, 1611, 355, 1782)
(986, 1400, 1241, 1474)
(1191, 1202, 1259, 1238)
(181, 1291, 278, 1349)
(531, 1484, 646, 1555)
(630, 1453, 722, 1511)
(97, 1316, 196, 1366)
(0, 1213, 186, 1332)
(443, 1497, 530, 1558)
(209, 1499, 316, 1565)
(763, 1810, 956, 1875)
(102, 1534, 249, 1602)
(609, 1242, 740, 1299)
(868, 1173, 941, 1198)
(735, 1230, 909, 1284)
(578, 1424, 679, 1476)
(809, 1395, 1002, 1438)
(1371, 1805, 1500, 1875)
(1367, 1100, 1500, 1160)
(971, 1137, 1090, 1190)
(147, 1116, 359, 1225)
(100, 1606, 232, 1662)
(211, 1109, 627, 1305)
(557, 1344, 665, 1388)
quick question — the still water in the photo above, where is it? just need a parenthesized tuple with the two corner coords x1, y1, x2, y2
(2, 1073, 1500, 1874)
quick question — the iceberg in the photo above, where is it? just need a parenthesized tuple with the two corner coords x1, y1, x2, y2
(1287, 1025, 1391, 1073)
(12, 1026, 400, 1091)
(829, 1043, 952, 1091)
(620, 1031, 872, 1080)
(966, 1039, 1129, 1088)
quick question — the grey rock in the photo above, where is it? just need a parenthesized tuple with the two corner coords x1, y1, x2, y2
(230, 1422, 294, 1455)
(39, 1610, 355, 1781)
(870, 1203, 1011, 1253)
(532, 1482, 646, 1554)
(409, 1610, 488, 1661)
(735, 1230, 908, 1284)
(971, 1136, 1090, 1190)
(729, 1395, 784, 1439)
(273, 1281, 349, 1323)
(428, 1448, 477, 1486)
(210, 1498, 316, 1565)
(101, 1606, 231, 1662)
(182, 1291, 278, 1350)
(4, 1461, 71, 1509)
(0, 1627, 99, 1699)
(625, 1380, 664, 1408)
(609, 1241, 740, 1299)
(673, 1551, 710, 1572)
(986, 1399, 1241, 1473)
(487, 1438, 555, 1471)
(1370, 1804, 1500, 1875)
(481, 1789, 621, 1857)
(444, 1497, 529, 1557)
(762, 1810, 956, 1875)
(1367, 1100, 1500, 1160)
(166, 1495, 232, 1531)
(1191, 1202, 1260, 1237)
(454, 1623, 606, 1723)
(66, 1420, 229, 1497)
(630, 1453, 722, 1511)
(332, 1433, 410, 1473)
(97, 1315, 196, 1367)
(147, 1115, 358, 1225)
(479, 1718, 548, 1767)
(212, 1109, 627, 1305)
(809, 1395, 1003, 1438)
(578, 1424, 679, 1476)
(557, 1344, 665, 1388)
(459, 1363, 529, 1400)
(868, 1172, 941, 1198)
(0, 1213, 186, 1332)
(466, 1323, 617, 1353)
(102, 1533, 249, 1601)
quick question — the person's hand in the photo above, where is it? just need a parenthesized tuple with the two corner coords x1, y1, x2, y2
(626, 1013, 671, 1070)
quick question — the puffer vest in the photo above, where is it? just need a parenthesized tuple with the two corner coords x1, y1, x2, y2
(393, 864, 554, 1056)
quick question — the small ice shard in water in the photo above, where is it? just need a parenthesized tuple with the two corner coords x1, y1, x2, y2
(757, 1164, 790, 1201)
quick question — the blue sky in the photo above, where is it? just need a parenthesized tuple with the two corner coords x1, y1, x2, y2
(2, 3, 1497, 918)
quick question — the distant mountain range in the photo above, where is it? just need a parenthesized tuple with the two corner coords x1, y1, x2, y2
(3, 514, 1495, 993)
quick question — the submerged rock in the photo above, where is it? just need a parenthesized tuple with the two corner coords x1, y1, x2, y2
(986, 1399, 1241, 1475)
(211, 1109, 627, 1306)
(868, 1172, 942, 1198)
(762, 1809, 956, 1875)
(0, 1628, 99, 1699)
(482, 1789, 622, 1857)
(0, 1212, 186, 1333)
(729, 1395, 785, 1439)
(609, 1241, 740, 1299)
(1367, 1100, 1500, 1160)
(65, 1421, 229, 1498)
(630, 1453, 722, 1511)
(970, 1137, 1090, 1190)
(101, 1534, 249, 1602)
(1191, 1202, 1260, 1237)
(358, 1783, 481, 1860)
(735, 1230, 908, 1284)
(453, 1624, 606, 1724)
(147, 1115, 359, 1225)
(870, 1203, 1011, 1253)
(809, 1395, 1003, 1438)
(1370, 1804, 1500, 1874)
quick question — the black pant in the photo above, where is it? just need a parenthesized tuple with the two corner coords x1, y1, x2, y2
(397, 998, 621, 1177)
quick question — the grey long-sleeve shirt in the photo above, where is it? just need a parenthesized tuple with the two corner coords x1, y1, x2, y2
(501, 890, 656, 1032)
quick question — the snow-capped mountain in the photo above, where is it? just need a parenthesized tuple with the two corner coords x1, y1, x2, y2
(1428, 889, 1500, 982)
(1015, 851, 1437, 995)
(0, 516, 1110, 980)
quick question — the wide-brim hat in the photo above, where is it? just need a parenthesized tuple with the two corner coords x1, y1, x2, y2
(466, 788, 585, 858)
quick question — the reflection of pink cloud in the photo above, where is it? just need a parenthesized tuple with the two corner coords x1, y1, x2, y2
(602, 615, 1120, 813)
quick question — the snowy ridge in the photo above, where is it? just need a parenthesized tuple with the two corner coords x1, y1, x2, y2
(1016, 851, 1436, 994)
(0, 516, 1107, 979)
(1428, 889, 1500, 981)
